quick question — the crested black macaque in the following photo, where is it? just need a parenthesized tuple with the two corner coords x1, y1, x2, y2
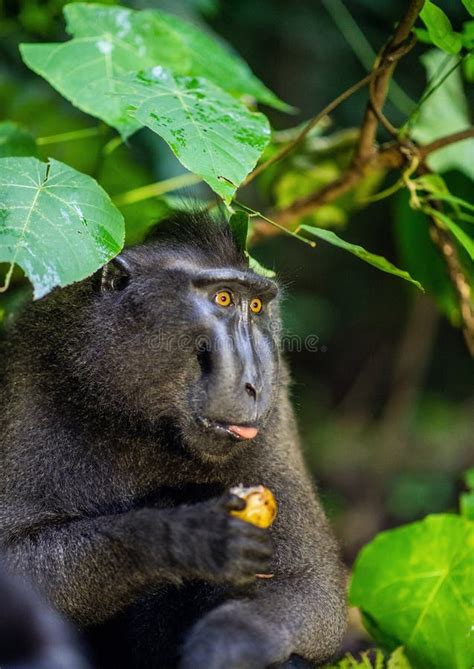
(0, 213, 346, 669)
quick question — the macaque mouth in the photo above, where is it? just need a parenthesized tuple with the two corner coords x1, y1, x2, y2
(197, 417, 259, 440)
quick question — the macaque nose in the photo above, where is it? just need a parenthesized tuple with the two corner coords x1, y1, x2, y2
(245, 382, 257, 400)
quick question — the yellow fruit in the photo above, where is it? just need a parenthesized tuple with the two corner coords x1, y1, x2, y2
(229, 485, 277, 528)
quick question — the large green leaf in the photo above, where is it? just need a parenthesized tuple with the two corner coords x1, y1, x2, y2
(300, 225, 422, 289)
(116, 67, 270, 201)
(419, 1, 462, 54)
(229, 210, 249, 251)
(144, 8, 288, 111)
(350, 514, 474, 669)
(20, 3, 285, 138)
(20, 5, 173, 138)
(0, 121, 37, 157)
(412, 51, 474, 180)
(0, 157, 124, 298)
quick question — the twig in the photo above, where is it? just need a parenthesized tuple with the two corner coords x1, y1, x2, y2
(36, 126, 104, 145)
(113, 173, 202, 206)
(354, 0, 424, 165)
(321, 0, 415, 114)
(234, 201, 316, 248)
(243, 67, 386, 187)
(264, 123, 474, 228)
(419, 127, 474, 159)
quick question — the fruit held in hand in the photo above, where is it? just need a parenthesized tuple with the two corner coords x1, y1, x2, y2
(229, 485, 277, 528)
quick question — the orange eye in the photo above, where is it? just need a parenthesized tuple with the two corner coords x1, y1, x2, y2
(250, 297, 263, 314)
(215, 290, 232, 307)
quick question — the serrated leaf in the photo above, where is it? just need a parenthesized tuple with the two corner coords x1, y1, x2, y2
(20, 3, 286, 138)
(0, 157, 124, 298)
(300, 225, 423, 290)
(412, 51, 474, 180)
(229, 211, 249, 251)
(116, 67, 270, 202)
(350, 514, 474, 669)
(419, 1, 462, 54)
(0, 121, 37, 157)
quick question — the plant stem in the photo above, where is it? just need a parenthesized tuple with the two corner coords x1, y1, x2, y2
(0, 264, 14, 294)
(113, 173, 202, 206)
(321, 0, 415, 114)
(354, 0, 424, 165)
(419, 127, 474, 159)
(403, 54, 465, 131)
(243, 66, 384, 186)
(234, 201, 316, 247)
(37, 126, 103, 145)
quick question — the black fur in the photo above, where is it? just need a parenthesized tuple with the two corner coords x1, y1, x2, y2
(0, 212, 346, 668)
(0, 562, 90, 669)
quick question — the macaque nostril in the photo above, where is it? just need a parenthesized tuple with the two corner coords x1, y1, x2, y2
(245, 383, 257, 400)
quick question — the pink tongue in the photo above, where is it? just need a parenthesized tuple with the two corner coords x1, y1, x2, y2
(228, 425, 259, 440)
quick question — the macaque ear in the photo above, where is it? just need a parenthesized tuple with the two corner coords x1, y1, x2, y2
(100, 256, 132, 292)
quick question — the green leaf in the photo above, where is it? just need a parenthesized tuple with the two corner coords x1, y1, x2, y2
(460, 491, 474, 519)
(424, 207, 474, 260)
(247, 254, 276, 278)
(464, 468, 474, 490)
(419, 1, 462, 54)
(387, 647, 412, 669)
(461, 0, 474, 17)
(322, 648, 412, 669)
(394, 191, 461, 325)
(145, 8, 289, 111)
(20, 5, 159, 138)
(116, 67, 270, 202)
(461, 20, 474, 48)
(464, 53, 474, 81)
(229, 211, 249, 251)
(0, 157, 124, 298)
(412, 51, 474, 180)
(413, 27, 434, 45)
(350, 514, 474, 669)
(300, 225, 423, 290)
(0, 121, 37, 157)
(20, 3, 286, 138)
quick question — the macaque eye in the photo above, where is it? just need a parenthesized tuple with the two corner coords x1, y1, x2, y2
(250, 297, 263, 314)
(214, 290, 233, 307)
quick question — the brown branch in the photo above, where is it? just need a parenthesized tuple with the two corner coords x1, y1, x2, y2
(419, 127, 474, 159)
(265, 141, 406, 228)
(430, 222, 474, 355)
(354, 0, 424, 164)
(264, 123, 474, 229)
